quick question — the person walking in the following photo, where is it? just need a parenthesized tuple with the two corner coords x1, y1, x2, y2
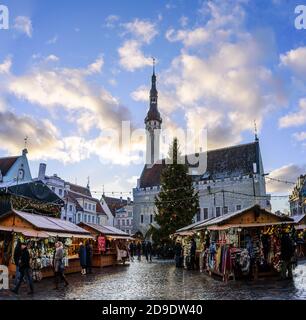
(174, 241, 183, 268)
(13, 239, 22, 285)
(190, 238, 197, 270)
(280, 232, 294, 280)
(11, 241, 34, 295)
(53, 241, 69, 289)
(136, 242, 142, 261)
(129, 241, 135, 262)
(86, 241, 93, 274)
(79, 242, 87, 275)
(146, 241, 153, 262)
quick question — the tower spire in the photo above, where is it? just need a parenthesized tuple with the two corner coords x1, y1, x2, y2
(152, 57, 155, 75)
(254, 120, 259, 141)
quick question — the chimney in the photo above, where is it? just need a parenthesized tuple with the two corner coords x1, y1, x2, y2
(127, 197, 131, 205)
(38, 163, 46, 180)
(22, 148, 28, 156)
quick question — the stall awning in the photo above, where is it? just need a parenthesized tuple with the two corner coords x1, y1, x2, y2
(296, 224, 306, 230)
(207, 221, 294, 231)
(174, 230, 196, 237)
(0, 225, 49, 238)
(45, 231, 93, 239)
(106, 235, 133, 240)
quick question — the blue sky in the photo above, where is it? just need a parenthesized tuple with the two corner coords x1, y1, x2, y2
(0, 0, 306, 211)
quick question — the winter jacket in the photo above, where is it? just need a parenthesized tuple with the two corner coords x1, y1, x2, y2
(19, 248, 31, 271)
(79, 245, 87, 267)
(54, 247, 64, 272)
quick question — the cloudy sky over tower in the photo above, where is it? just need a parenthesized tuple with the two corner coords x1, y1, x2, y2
(0, 0, 306, 211)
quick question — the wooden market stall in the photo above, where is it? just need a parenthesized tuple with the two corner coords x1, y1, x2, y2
(0, 209, 92, 280)
(78, 222, 133, 267)
(175, 205, 295, 281)
(291, 214, 306, 258)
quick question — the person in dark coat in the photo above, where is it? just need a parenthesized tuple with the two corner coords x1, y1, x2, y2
(190, 238, 197, 270)
(11, 241, 34, 295)
(146, 241, 153, 262)
(129, 241, 135, 261)
(280, 233, 294, 280)
(79, 242, 87, 275)
(13, 240, 22, 285)
(174, 241, 183, 268)
(86, 241, 93, 274)
(136, 242, 142, 261)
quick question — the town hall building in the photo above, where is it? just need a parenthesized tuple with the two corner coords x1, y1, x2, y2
(132, 68, 271, 237)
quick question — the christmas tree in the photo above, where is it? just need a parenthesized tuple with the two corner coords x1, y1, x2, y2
(152, 138, 199, 244)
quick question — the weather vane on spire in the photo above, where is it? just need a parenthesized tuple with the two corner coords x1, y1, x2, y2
(24, 136, 28, 149)
(152, 57, 156, 74)
(254, 120, 259, 141)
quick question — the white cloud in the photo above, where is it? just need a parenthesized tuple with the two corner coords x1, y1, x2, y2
(280, 46, 306, 76)
(122, 18, 158, 44)
(0, 108, 64, 160)
(267, 164, 306, 193)
(279, 98, 306, 128)
(293, 131, 306, 141)
(118, 40, 151, 71)
(0, 57, 12, 74)
(132, 0, 284, 150)
(46, 35, 58, 45)
(45, 55, 59, 62)
(6, 56, 127, 133)
(165, 27, 210, 47)
(13, 16, 33, 38)
(179, 16, 189, 27)
(104, 15, 120, 28)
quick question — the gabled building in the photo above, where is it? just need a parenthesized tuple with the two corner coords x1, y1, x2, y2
(0, 149, 32, 186)
(36, 163, 107, 225)
(132, 70, 271, 236)
(100, 195, 133, 227)
(289, 174, 306, 216)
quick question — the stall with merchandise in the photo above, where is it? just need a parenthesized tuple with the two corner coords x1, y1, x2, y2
(0, 209, 92, 280)
(292, 214, 306, 258)
(78, 222, 132, 267)
(175, 205, 295, 281)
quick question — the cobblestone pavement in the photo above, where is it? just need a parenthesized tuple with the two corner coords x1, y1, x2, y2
(1, 259, 306, 300)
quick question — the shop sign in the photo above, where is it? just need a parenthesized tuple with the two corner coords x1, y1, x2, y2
(98, 236, 106, 252)
(0, 265, 9, 290)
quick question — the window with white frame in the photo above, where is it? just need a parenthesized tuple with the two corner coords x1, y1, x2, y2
(223, 206, 228, 214)
(236, 205, 242, 211)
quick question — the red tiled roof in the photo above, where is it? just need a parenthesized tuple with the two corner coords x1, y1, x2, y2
(102, 196, 128, 216)
(0, 156, 19, 176)
(68, 183, 92, 197)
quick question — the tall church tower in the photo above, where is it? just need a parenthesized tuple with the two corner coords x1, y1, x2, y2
(145, 59, 162, 166)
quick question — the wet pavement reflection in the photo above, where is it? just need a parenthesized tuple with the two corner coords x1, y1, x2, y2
(1, 259, 306, 300)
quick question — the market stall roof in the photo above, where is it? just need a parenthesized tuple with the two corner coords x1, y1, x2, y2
(175, 205, 294, 234)
(176, 217, 214, 233)
(207, 221, 295, 230)
(192, 205, 293, 230)
(78, 222, 131, 238)
(0, 210, 92, 238)
(290, 214, 306, 224)
(0, 225, 49, 238)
